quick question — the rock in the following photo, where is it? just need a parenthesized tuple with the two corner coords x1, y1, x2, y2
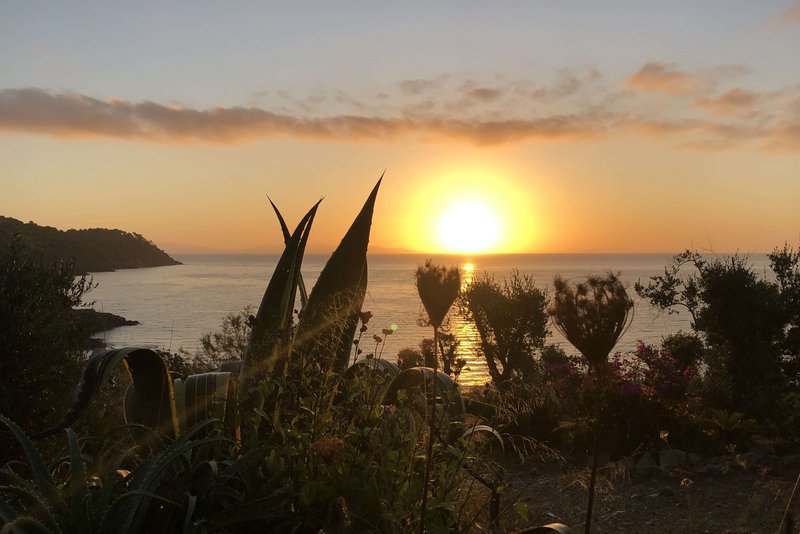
(659, 486, 675, 497)
(659, 449, 687, 471)
(750, 445, 776, 464)
(687, 453, 703, 466)
(635, 452, 658, 478)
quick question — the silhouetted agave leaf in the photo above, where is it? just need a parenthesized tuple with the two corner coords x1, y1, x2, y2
(0, 498, 18, 525)
(298, 176, 382, 372)
(240, 200, 320, 381)
(269, 197, 309, 308)
(36, 348, 179, 440)
(383, 366, 465, 422)
(65, 428, 88, 528)
(0, 515, 53, 533)
(99, 420, 228, 534)
(0, 416, 71, 531)
(172, 372, 234, 430)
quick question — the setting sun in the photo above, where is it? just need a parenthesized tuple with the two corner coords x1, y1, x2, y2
(437, 200, 500, 253)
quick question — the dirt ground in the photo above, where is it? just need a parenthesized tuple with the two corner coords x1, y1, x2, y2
(494, 457, 800, 533)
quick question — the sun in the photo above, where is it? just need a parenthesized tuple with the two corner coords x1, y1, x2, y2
(437, 200, 501, 253)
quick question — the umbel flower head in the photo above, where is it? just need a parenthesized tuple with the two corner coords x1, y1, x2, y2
(416, 260, 461, 329)
(549, 272, 633, 373)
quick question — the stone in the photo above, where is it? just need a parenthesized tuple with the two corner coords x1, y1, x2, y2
(687, 453, 703, 466)
(659, 449, 687, 471)
(635, 451, 658, 478)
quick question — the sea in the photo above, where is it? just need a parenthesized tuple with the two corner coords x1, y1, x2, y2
(87, 253, 773, 387)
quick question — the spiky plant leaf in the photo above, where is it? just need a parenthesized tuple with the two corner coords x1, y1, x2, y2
(0, 516, 53, 534)
(0, 416, 71, 530)
(383, 366, 465, 423)
(0, 497, 18, 524)
(173, 372, 233, 430)
(37, 348, 178, 439)
(239, 200, 320, 382)
(298, 176, 382, 372)
(98, 419, 229, 534)
(64, 429, 87, 529)
(269, 197, 309, 308)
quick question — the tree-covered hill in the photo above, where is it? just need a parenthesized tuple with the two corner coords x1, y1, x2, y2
(0, 216, 181, 273)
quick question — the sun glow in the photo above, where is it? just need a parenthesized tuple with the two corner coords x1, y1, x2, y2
(403, 164, 540, 254)
(437, 200, 500, 253)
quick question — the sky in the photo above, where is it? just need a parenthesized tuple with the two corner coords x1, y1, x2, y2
(1, 1, 799, 254)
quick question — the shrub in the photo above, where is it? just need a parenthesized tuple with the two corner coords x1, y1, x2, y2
(460, 271, 549, 386)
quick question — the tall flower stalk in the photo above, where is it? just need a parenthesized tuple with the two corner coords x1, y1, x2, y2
(549, 272, 633, 534)
(415, 260, 460, 534)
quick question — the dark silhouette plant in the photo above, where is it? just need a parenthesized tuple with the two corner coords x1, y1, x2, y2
(549, 272, 633, 534)
(415, 260, 460, 534)
(461, 271, 549, 386)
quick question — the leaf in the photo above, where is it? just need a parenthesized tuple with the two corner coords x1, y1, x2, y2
(0, 416, 71, 530)
(36, 348, 178, 439)
(65, 429, 88, 529)
(0, 516, 54, 534)
(513, 502, 528, 521)
(298, 176, 382, 372)
(173, 372, 233, 430)
(269, 197, 309, 309)
(99, 420, 229, 534)
(240, 200, 320, 382)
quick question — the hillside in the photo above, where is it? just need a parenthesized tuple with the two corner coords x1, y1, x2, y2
(0, 216, 181, 273)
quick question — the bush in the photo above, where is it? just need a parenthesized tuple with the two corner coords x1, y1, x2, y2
(0, 235, 94, 437)
(460, 270, 549, 386)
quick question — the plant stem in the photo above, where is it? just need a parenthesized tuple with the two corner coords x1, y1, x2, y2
(419, 326, 440, 534)
(585, 375, 605, 534)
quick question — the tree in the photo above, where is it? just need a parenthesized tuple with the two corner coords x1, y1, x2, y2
(0, 235, 94, 434)
(635, 247, 800, 418)
(460, 271, 549, 386)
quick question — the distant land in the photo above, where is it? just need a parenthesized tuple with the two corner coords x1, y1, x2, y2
(0, 216, 181, 273)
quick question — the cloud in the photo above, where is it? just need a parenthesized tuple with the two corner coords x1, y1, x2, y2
(627, 61, 705, 95)
(775, 1, 800, 25)
(695, 88, 759, 115)
(2, 77, 799, 153)
(0, 87, 606, 146)
(465, 87, 504, 102)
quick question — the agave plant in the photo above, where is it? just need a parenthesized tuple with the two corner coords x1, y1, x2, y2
(37, 178, 382, 445)
(549, 272, 633, 534)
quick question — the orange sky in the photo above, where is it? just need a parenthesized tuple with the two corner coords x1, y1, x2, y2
(2, 3, 799, 254)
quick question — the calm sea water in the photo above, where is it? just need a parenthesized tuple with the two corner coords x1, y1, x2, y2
(87, 253, 772, 386)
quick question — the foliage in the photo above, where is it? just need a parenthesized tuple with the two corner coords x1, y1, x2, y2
(396, 333, 464, 377)
(635, 247, 800, 418)
(460, 271, 549, 386)
(193, 306, 252, 372)
(0, 236, 94, 439)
